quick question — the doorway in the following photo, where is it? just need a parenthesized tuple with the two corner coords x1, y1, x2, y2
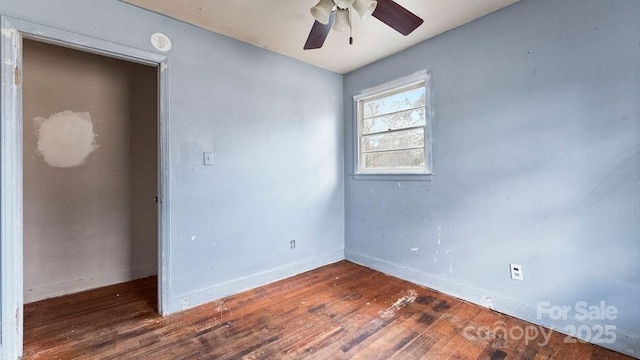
(0, 17, 170, 359)
(22, 39, 158, 304)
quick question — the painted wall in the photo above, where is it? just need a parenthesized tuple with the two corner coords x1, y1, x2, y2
(22, 39, 158, 302)
(343, 0, 639, 357)
(0, 0, 344, 313)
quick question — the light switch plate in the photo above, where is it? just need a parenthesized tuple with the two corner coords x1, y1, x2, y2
(203, 152, 213, 165)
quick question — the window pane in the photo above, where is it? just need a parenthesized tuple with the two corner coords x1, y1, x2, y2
(364, 149, 425, 169)
(363, 86, 425, 118)
(362, 128, 424, 153)
(363, 107, 425, 135)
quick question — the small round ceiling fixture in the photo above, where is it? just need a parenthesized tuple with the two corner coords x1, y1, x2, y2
(151, 32, 172, 52)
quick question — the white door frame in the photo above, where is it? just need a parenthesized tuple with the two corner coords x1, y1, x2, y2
(0, 16, 171, 359)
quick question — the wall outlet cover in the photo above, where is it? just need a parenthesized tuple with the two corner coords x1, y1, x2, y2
(510, 264, 523, 281)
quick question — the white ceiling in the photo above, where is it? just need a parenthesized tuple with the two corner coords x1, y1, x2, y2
(121, 0, 518, 74)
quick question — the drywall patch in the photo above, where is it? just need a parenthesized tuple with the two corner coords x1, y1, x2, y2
(34, 110, 99, 168)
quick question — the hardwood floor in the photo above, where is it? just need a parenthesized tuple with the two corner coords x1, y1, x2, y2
(23, 261, 633, 359)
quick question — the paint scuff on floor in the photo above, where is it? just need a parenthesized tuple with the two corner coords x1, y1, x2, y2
(378, 289, 418, 319)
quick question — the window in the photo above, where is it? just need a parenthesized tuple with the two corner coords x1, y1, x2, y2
(354, 72, 432, 179)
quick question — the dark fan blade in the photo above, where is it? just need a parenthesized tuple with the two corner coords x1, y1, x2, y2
(372, 0, 423, 36)
(303, 11, 336, 50)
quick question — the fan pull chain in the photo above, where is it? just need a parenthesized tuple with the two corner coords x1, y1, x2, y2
(349, 7, 354, 45)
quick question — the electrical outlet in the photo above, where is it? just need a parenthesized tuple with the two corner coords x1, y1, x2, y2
(510, 264, 523, 281)
(290, 240, 295, 249)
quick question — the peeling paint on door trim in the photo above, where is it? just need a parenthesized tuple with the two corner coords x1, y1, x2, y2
(13, 66, 19, 85)
(1, 27, 16, 38)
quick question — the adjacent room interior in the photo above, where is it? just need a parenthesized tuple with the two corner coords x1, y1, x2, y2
(0, 0, 638, 359)
(22, 39, 159, 306)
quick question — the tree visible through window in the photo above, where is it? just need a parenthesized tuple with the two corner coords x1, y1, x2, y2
(355, 73, 432, 176)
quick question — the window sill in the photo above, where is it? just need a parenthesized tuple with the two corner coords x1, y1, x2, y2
(352, 173, 432, 181)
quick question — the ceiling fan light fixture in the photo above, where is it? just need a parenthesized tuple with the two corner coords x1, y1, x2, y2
(310, 0, 336, 25)
(332, 8, 351, 32)
(333, 0, 356, 10)
(353, 0, 377, 20)
(304, 0, 423, 50)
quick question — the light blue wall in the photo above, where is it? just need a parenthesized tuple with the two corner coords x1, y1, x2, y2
(3, 0, 639, 357)
(0, 0, 344, 314)
(344, 0, 639, 357)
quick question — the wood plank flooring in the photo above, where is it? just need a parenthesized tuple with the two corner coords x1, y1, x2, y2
(23, 261, 633, 359)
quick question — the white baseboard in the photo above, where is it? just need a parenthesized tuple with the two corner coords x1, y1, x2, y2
(168, 249, 344, 313)
(24, 264, 157, 303)
(345, 250, 639, 359)
(346, 250, 534, 314)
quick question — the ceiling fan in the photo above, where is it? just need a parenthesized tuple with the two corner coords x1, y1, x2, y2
(304, 0, 424, 50)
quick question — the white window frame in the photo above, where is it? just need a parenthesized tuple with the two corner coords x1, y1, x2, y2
(353, 71, 433, 180)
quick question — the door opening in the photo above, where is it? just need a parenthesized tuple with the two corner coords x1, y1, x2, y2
(1, 16, 170, 359)
(22, 39, 159, 305)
